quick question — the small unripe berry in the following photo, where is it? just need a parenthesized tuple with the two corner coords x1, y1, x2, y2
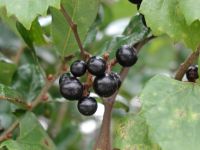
(186, 65, 199, 82)
(60, 77, 83, 100)
(70, 60, 87, 77)
(77, 97, 97, 116)
(93, 73, 118, 97)
(87, 56, 106, 76)
(116, 45, 138, 67)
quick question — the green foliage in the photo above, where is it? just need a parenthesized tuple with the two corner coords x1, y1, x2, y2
(12, 64, 44, 102)
(0, 112, 56, 150)
(0, 84, 23, 106)
(0, 0, 61, 29)
(0, 0, 200, 149)
(0, 21, 20, 50)
(140, 0, 200, 50)
(101, 14, 149, 58)
(178, 0, 200, 25)
(114, 114, 148, 149)
(0, 57, 16, 85)
(51, 0, 100, 56)
(16, 20, 46, 48)
(141, 75, 200, 150)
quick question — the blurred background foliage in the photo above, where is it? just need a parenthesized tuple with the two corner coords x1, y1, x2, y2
(0, 0, 192, 149)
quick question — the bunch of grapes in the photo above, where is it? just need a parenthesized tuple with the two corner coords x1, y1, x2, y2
(59, 45, 138, 116)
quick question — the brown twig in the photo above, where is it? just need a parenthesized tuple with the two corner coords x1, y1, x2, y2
(60, 4, 90, 60)
(94, 36, 155, 150)
(175, 46, 200, 80)
(0, 96, 29, 109)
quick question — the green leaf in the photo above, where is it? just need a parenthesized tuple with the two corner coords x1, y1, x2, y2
(16, 22, 34, 48)
(113, 114, 160, 150)
(0, 112, 56, 150)
(0, 83, 25, 108)
(0, 0, 61, 29)
(0, 113, 14, 131)
(30, 20, 46, 45)
(16, 20, 46, 48)
(12, 64, 45, 102)
(51, 0, 100, 56)
(0, 21, 20, 50)
(0, 57, 16, 85)
(140, 75, 200, 150)
(140, 0, 200, 50)
(179, 0, 200, 25)
(100, 14, 149, 57)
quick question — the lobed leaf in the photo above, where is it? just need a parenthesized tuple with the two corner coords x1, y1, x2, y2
(140, 75, 200, 150)
(0, 0, 61, 29)
(140, 0, 200, 50)
(179, 0, 200, 25)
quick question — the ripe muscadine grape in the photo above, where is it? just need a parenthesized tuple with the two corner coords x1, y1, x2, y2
(87, 56, 106, 76)
(77, 97, 97, 116)
(59, 73, 71, 85)
(116, 45, 138, 67)
(110, 72, 121, 89)
(93, 73, 118, 97)
(70, 60, 87, 77)
(186, 65, 199, 82)
(60, 77, 83, 100)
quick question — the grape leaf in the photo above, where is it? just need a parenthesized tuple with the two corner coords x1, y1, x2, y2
(0, 112, 56, 150)
(0, 0, 61, 29)
(114, 114, 151, 149)
(140, 0, 200, 50)
(179, 0, 200, 25)
(140, 75, 200, 150)
(51, 0, 100, 56)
